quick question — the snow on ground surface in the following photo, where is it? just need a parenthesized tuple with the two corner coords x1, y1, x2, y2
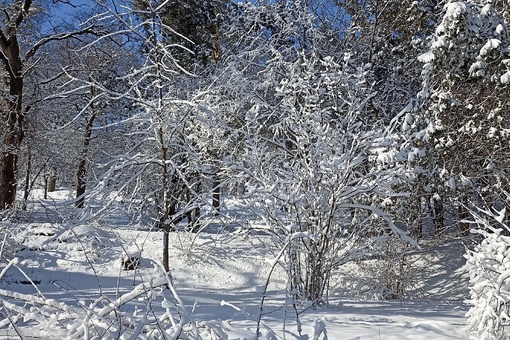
(0, 190, 471, 339)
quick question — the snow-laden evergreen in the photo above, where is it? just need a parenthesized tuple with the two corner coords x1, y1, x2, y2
(466, 207, 510, 340)
(402, 0, 510, 238)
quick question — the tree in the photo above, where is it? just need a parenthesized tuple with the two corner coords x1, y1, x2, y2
(0, 0, 36, 209)
(133, 0, 229, 214)
(214, 0, 417, 305)
(134, 0, 227, 67)
(63, 39, 135, 208)
(0, 0, 95, 209)
(71, 0, 220, 272)
(465, 206, 510, 340)
(408, 0, 510, 236)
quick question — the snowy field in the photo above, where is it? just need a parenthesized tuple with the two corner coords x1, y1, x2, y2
(0, 190, 471, 339)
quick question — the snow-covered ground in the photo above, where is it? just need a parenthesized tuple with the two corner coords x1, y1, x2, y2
(0, 190, 471, 339)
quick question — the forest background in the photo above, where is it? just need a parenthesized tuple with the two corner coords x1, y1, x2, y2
(0, 0, 509, 339)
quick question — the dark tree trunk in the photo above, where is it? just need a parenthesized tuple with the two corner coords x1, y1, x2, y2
(0, 72, 23, 209)
(47, 175, 56, 192)
(188, 206, 201, 232)
(75, 160, 87, 208)
(160, 127, 173, 273)
(75, 159, 87, 208)
(44, 176, 48, 199)
(0, 1, 33, 209)
(0, 153, 19, 209)
(433, 197, 445, 237)
(212, 176, 220, 214)
(459, 196, 470, 237)
(415, 198, 423, 239)
(22, 145, 32, 209)
(182, 176, 201, 232)
(76, 111, 97, 208)
(411, 185, 424, 239)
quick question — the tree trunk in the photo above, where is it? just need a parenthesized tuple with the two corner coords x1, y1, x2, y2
(22, 145, 32, 209)
(415, 198, 424, 239)
(76, 111, 97, 208)
(0, 153, 18, 209)
(411, 185, 424, 239)
(212, 175, 220, 214)
(75, 160, 87, 208)
(459, 196, 470, 237)
(0, 76, 23, 209)
(47, 175, 56, 192)
(160, 125, 172, 273)
(0, 68, 24, 208)
(433, 196, 445, 237)
(44, 176, 48, 199)
(0, 5, 30, 210)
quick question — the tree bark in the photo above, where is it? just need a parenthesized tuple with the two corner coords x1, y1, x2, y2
(75, 162, 87, 207)
(0, 58, 24, 209)
(160, 126, 171, 273)
(458, 196, 470, 237)
(44, 176, 48, 199)
(433, 196, 445, 237)
(212, 175, 220, 214)
(76, 110, 97, 208)
(0, 0, 33, 209)
(47, 175, 56, 192)
(22, 144, 31, 209)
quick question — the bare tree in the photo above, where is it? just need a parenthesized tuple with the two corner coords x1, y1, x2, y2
(0, 0, 95, 209)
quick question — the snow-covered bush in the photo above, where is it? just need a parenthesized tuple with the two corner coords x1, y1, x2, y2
(465, 207, 510, 340)
(217, 1, 417, 306)
(245, 53, 415, 304)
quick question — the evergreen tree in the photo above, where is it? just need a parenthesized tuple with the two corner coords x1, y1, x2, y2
(466, 206, 510, 340)
(133, 0, 227, 68)
(409, 0, 510, 236)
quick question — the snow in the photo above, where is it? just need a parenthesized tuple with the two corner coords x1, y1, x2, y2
(465, 212, 510, 340)
(444, 1, 468, 19)
(496, 24, 505, 35)
(0, 191, 470, 339)
(500, 70, 510, 84)
(417, 51, 434, 63)
(469, 61, 485, 77)
(479, 39, 501, 56)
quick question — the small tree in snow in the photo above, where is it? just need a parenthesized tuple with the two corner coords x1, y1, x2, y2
(218, 1, 417, 306)
(65, 1, 214, 272)
(466, 206, 510, 340)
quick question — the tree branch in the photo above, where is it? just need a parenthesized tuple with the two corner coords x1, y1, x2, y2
(15, 0, 33, 28)
(24, 24, 98, 61)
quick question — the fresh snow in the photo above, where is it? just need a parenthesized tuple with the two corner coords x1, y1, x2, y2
(500, 70, 510, 84)
(0, 190, 470, 339)
(479, 39, 501, 57)
(417, 51, 434, 63)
